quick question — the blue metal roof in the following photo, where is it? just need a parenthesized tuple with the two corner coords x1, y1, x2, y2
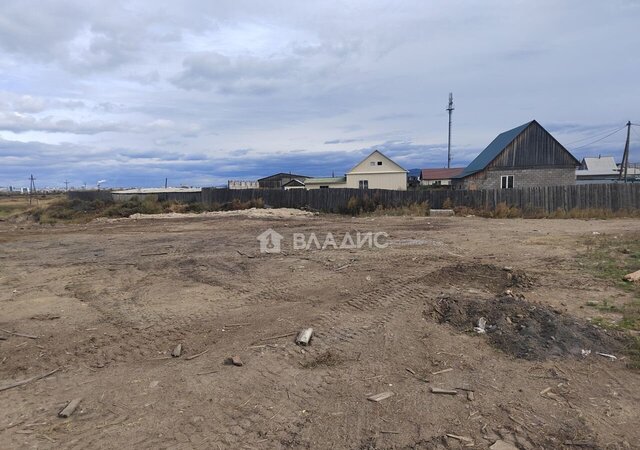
(457, 121, 533, 178)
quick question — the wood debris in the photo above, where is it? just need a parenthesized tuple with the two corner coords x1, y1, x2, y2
(295, 328, 314, 346)
(0, 328, 38, 339)
(596, 352, 617, 361)
(0, 368, 60, 393)
(367, 391, 394, 402)
(185, 349, 208, 360)
(430, 387, 458, 395)
(431, 368, 453, 375)
(257, 331, 297, 342)
(58, 398, 82, 418)
(446, 433, 474, 446)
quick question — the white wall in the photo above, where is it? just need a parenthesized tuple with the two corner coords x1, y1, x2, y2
(346, 172, 407, 190)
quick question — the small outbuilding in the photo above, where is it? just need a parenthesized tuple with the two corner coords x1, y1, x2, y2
(257, 173, 310, 189)
(420, 168, 464, 187)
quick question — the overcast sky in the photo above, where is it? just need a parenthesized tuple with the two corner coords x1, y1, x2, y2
(1, 0, 639, 189)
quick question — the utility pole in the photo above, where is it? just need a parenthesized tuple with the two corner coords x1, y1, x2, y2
(29, 174, 36, 205)
(446, 92, 454, 168)
(64, 180, 69, 191)
(165, 177, 168, 189)
(619, 121, 631, 182)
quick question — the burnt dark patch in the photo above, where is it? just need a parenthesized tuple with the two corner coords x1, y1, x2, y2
(429, 295, 627, 360)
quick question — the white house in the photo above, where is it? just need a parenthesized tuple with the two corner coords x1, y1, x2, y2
(305, 150, 407, 191)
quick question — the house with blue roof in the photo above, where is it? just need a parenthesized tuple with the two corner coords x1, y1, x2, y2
(453, 120, 579, 190)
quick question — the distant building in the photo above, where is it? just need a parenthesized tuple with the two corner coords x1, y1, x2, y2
(454, 120, 579, 190)
(228, 180, 259, 189)
(407, 169, 421, 188)
(576, 156, 619, 184)
(420, 167, 464, 187)
(304, 177, 347, 190)
(257, 173, 309, 189)
(304, 150, 407, 191)
(282, 179, 306, 190)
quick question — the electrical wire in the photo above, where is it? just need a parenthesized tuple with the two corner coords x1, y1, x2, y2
(570, 125, 627, 150)
(565, 124, 628, 146)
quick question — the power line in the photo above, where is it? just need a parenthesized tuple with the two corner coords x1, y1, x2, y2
(570, 125, 627, 150)
(565, 125, 627, 146)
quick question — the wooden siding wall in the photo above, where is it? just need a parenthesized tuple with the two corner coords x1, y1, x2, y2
(491, 122, 577, 169)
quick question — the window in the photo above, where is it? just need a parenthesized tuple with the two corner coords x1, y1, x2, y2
(501, 175, 514, 189)
(359, 180, 369, 189)
(370, 161, 376, 166)
(377, 161, 382, 166)
(320, 185, 329, 189)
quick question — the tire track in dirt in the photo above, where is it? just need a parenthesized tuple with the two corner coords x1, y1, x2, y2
(181, 271, 439, 448)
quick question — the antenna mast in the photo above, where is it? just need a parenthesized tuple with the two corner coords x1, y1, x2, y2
(29, 174, 36, 205)
(446, 93, 454, 168)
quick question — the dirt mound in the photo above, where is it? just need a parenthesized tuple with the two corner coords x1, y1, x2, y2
(430, 263, 534, 293)
(430, 295, 626, 360)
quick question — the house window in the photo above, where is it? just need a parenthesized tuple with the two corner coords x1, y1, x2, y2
(377, 161, 382, 165)
(359, 180, 369, 189)
(320, 185, 329, 189)
(501, 175, 514, 189)
(370, 161, 376, 166)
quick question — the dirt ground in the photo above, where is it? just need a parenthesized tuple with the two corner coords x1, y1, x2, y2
(1, 213, 639, 449)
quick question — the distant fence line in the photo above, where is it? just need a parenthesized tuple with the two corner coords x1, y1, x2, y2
(67, 190, 113, 202)
(67, 184, 640, 213)
(111, 191, 202, 203)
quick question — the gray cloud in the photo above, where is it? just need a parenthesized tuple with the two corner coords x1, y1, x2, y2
(0, 0, 637, 188)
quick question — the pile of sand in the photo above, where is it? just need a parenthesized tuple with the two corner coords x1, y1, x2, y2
(127, 207, 317, 220)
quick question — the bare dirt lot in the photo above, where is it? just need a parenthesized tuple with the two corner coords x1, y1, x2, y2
(1, 214, 639, 449)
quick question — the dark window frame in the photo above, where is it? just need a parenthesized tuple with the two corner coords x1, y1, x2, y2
(500, 175, 514, 189)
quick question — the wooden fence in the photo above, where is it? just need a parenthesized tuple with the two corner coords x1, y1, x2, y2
(202, 184, 640, 213)
(68, 184, 640, 214)
(111, 191, 202, 203)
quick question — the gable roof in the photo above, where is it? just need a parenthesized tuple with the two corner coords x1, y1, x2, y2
(347, 150, 407, 174)
(257, 172, 309, 182)
(304, 176, 347, 184)
(282, 179, 306, 187)
(457, 121, 534, 178)
(421, 167, 464, 180)
(579, 156, 618, 175)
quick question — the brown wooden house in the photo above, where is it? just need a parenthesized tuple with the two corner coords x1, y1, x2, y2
(453, 120, 579, 190)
